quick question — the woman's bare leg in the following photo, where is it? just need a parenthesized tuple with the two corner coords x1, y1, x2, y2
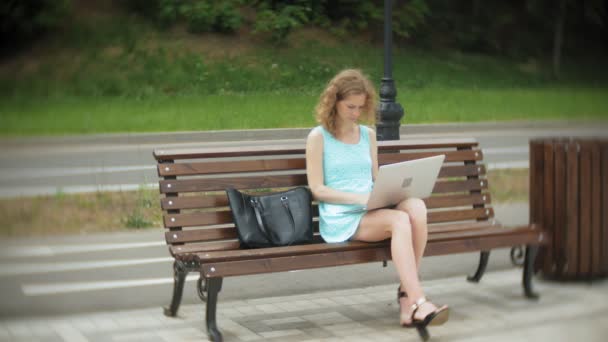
(352, 209, 439, 324)
(395, 198, 428, 268)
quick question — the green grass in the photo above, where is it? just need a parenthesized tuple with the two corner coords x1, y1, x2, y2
(2, 87, 607, 135)
(1, 14, 608, 135)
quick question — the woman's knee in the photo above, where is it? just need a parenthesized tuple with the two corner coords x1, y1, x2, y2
(387, 211, 412, 235)
(397, 198, 427, 221)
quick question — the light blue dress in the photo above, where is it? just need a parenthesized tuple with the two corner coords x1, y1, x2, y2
(316, 125, 373, 243)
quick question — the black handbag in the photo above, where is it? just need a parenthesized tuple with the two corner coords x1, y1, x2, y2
(226, 187, 313, 248)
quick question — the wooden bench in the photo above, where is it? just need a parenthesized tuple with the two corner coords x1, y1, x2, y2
(153, 137, 547, 341)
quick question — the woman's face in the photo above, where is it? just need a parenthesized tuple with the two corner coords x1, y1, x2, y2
(335, 93, 367, 125)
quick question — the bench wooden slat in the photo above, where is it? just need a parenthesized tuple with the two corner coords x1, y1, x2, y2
(181, 222, 502, 262)
(158, 157, 486, 177)
(425, 193, 491, 209)
(160, 192, 491, 211)
(158, 159, 307, 177)
(154, 138, 479, 161)
(166, 218, 497, 250)
(163, 205, 492, 228)
(159, 175, 488, 194)
(159, 175, 308, 193)
(193, 224, 527, 264)
(432, 178, 488, 194)
(198, 227, 542, 277)
(379, 149, 483, 164)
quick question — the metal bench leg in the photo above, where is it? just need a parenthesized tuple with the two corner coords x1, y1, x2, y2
(163, 261, 187, 317)
(523, 245, 540, 300)
(467, 251, 490, 283)
(206, 277, 224, 342)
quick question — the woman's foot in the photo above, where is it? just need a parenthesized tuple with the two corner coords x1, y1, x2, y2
(399, 297, 449, 327)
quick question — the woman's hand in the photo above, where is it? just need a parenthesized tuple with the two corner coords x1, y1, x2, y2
(356, 193, 370, 206)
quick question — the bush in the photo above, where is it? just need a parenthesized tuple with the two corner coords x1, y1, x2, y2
(254, 3, 310, 45)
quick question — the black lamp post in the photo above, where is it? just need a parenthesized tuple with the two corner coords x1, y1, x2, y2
(376, 0, 404, 141)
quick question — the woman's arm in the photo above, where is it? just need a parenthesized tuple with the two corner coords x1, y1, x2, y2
(367, 127, 379, 181)
(305, 129, 368, 205)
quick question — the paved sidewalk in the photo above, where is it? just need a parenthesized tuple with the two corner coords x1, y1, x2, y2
(2, 268, 606, 342)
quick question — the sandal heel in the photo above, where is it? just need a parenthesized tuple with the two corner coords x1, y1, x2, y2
(415, 325, 430, 341)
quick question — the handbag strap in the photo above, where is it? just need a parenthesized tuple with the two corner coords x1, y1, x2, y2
(250, 196, 297, 246)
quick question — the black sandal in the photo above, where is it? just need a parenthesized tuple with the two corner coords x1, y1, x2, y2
(402, 297, 449, 341)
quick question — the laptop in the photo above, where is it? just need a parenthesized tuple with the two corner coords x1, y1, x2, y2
(340, 154, 445, 214)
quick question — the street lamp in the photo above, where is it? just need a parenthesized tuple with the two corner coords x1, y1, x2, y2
(376, 0, 404, 141)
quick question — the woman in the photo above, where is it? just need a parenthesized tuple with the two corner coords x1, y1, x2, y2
(305, 69, 449, 334)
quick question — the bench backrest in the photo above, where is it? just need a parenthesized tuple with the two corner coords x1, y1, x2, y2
(154, 138, 494, 256)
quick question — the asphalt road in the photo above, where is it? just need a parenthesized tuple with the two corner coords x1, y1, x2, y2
(1, 120, 607, 197)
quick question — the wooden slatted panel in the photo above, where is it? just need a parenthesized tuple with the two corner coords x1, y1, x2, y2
(154, 138, 479, 161)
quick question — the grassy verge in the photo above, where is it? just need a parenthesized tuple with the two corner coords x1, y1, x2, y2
(2, 87, 607, 135)
(0, 169, 529, 237)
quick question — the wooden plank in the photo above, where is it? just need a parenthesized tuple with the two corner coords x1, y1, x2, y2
(437, 164, 486, 178)
(158, 159, 306, 177)
(161, 195, 228, 210)
(199, 228, 541, 278)
(553, 140, 567, 277)
(542, 140, 555, 275)
(164, 204, 492, 228)
(161, 192, 491, 211)
(379, 149, 482, 164)
(579, 141, 592, 277)
(590, 142, 602, 276)
(159, 159, 486, 178)
(428, 208, 493, 223)
(160, 174, 487, 194)
(159, 174, 308, 193)
(565, 141, 580, 278)
(168, 221, 500, 255)
(153, 138, 479, 161)
(201, 248, 391, 277)
(425, 193, 491, 209)
(170, 241, 241, 256)
(432, 179, 488, 194)
(164, 211, 233, 228)
(191, 223, 516, 264)
(166, 227, 237, 246)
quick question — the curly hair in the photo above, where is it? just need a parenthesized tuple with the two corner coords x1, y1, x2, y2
(315, 69, 377, 136)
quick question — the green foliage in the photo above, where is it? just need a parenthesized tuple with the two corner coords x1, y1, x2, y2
(254, 2, 311, 45)
(392, 0, 430, 39)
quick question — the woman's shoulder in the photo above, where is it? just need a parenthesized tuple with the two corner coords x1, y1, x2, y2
(306, 126, 324, 145)
(361, 125, 376, 141)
